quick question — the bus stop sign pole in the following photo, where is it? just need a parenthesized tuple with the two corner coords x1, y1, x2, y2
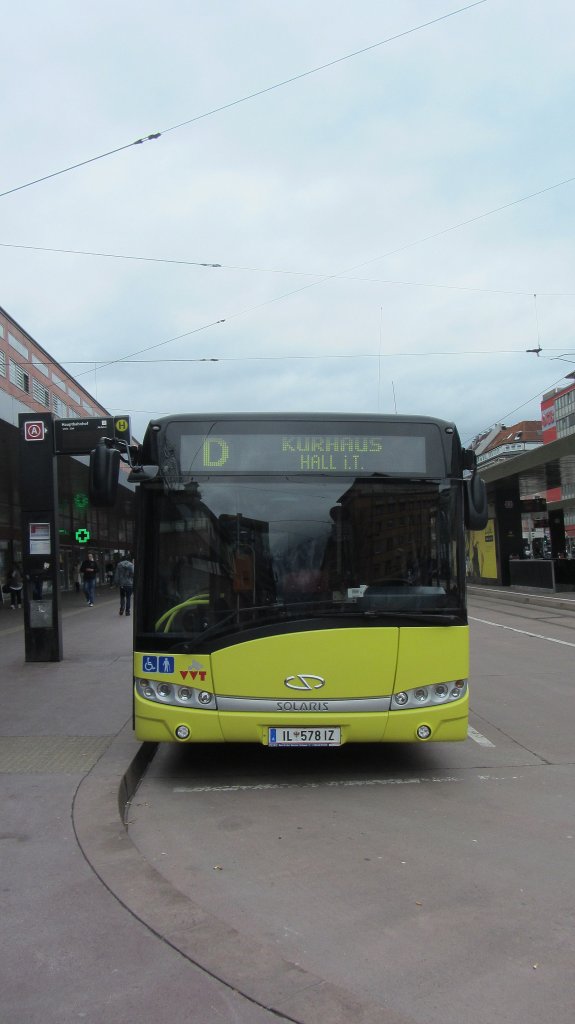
(18, 413, 63, 662)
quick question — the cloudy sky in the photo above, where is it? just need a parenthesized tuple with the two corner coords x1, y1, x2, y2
(2, 0, 574, 445)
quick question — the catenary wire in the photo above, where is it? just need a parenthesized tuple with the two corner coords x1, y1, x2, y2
(105, 364, 575, 425)
(2, 240, 575, 298)
(160, 2, 488, 136)
(49, 349, 572, 367)
(67, 169, 575, 377)
(463, 371, 574, 445)
(16, 349, 575, 373)
(108, 368, 575, 433)
(0, 2, 487, 200)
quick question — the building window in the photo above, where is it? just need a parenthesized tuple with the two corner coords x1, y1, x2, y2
(31, 354, 50, 377)
(9, 360, 30, 393)
(52, 371, 65, 388)
(0, 349, 6, 377)
(32, 378, 50, 406)
(52, 394, 68, 417)
(67, 386, 81, 403)
(8, 332, 29, 358)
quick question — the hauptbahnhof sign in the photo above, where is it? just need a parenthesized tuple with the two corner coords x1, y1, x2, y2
(54, 416, 130, 455)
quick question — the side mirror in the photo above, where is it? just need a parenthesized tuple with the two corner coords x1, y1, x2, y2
(465, 473, 488, 531)
(89, 443, 120, 507)
(128, 465, 159, 483)
(463, 448, 477, 472)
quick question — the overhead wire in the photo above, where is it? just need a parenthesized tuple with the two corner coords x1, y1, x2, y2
(0, 2, 487, 200)
(463, 371, 575, 446)
(17, 348, 575, 375)
(159, 1, 488, 136)
(65, 167, 575, 377)
(3, 3, 570, 441)
(3, 239, 575, 297)
(109, 366, 575, 438)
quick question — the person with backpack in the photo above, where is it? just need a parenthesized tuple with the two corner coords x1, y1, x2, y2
(113, 555, 134, 616)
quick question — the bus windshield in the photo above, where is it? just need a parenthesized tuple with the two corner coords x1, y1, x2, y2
(141, 475, 463, 644)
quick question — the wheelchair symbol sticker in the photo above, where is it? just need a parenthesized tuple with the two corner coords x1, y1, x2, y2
(142, 655, 174, 674)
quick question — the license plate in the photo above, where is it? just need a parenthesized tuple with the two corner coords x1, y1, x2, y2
(268, 727, 341, 747)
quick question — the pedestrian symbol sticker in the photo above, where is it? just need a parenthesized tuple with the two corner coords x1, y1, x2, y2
(142, 655, 174, 674)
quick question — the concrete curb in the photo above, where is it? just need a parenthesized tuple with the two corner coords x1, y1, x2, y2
(468, 584, 575, 613)
(73, 725, 406, 1024)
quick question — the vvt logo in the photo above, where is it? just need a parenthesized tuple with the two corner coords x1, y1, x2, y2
(284, 674, 326, 691)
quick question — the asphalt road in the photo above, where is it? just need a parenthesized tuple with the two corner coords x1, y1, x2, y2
(2, 587, 574, 1023)
(125, 588, 575, 1024)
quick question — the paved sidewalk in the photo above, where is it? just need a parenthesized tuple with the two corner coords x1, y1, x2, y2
(0, 590, 285, 1024)
(0, 583, 118, 630)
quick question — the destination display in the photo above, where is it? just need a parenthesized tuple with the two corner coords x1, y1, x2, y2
(179, 430, 429, 474)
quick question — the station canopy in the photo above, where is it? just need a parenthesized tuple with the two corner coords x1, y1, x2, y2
(479, 433, 575, 513)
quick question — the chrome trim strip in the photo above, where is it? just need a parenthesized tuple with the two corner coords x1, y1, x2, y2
(217, 695, 392, 713)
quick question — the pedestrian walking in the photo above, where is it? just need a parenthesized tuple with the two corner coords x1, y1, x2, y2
(113, 554, 134, 616)
(80, 553, 98, 606)
(6, 565, 23, 609)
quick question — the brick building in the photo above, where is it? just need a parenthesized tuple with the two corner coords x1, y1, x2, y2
(0, 305, 135, 590)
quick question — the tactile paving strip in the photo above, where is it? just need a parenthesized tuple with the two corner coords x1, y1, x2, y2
(0, 736, 113, 773)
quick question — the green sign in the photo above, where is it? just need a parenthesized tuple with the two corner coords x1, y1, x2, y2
(75, 528, 91, 544)
(74, 492, 89, 510)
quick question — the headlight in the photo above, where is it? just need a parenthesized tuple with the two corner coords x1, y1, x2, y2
(135, 678, 217, 709)
(391, 679, 467, 710)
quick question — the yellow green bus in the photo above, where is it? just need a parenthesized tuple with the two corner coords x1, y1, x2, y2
(92, 413, 487, 747)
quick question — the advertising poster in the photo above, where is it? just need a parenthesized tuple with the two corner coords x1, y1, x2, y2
(29, 522, 51, 556)
(466, 519, 498, 581)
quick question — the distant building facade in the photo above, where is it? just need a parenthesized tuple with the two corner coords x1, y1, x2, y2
(541, 373, 575, 443)
(540, 373, 575, 544)
(475, 420, 543, 469)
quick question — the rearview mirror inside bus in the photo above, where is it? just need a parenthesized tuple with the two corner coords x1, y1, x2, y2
(127, 465, 160, 483)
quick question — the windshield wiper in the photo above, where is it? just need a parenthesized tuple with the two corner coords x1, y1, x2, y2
(162, 601, 355, 650)
(363, 610, 462, 625)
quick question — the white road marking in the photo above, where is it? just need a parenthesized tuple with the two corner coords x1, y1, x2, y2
(470, 615, 575, 648)
(174, 776, 462, 793)
(467, 726, 495, 747)
(173, 773, 526, 794)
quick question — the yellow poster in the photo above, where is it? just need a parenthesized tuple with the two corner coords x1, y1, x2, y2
(466, 519, 497, 580)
